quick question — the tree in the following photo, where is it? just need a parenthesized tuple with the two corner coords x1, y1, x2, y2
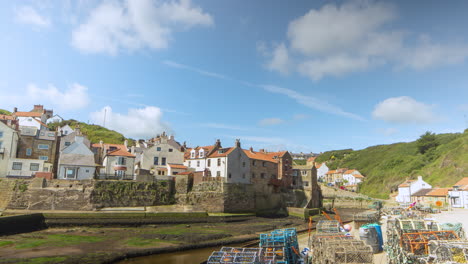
(416, 131, 439, 154)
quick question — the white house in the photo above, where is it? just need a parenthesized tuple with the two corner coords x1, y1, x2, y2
(139, 133, 185, 173)
(396, 176, 432, 204)
(185, 139, 250, 184)
(101, 148, 136, 179)
(58, 135, 96, 180)
(0, 121, 19, 177)
(448, 178, 468, 208)
(343, 169, 364, 186)
(59, 125, 74, 136)
(315, 163, 329, 180)
(47, 114, 64, 124)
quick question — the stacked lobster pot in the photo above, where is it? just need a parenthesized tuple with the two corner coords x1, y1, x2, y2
(260, 228, 300, 264)
(309, 221, 373, 264)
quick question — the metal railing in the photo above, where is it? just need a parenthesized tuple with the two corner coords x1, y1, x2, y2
(6, 171, 34, 178)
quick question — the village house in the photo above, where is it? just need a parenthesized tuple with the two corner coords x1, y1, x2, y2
(396, 176, 432, 204)
(342, 169, 365, 186)
(57, 132, 96, 180)
(166, 163, 188, 175)
(12, 105, 52, 130)
(185, 139, 250, 184)
(244, 147, 279, 188)
(137, 132, 185, 176)
(46, 114, 63, 124)
(425, 188, 450, 208)
(324, 168, 347, 185)
(0, 121, 19, 178)
(410, 188, 433, 205)
(100, 147, 136, 180)
(448, 178, 468, 209)
(58, 125, 74, 136)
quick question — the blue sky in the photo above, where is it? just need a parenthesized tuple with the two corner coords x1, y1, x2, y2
(1, 0, 468, 153)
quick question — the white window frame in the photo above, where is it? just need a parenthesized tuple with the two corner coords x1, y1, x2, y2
(117, 157, 126, 165)
(65, 167, 77, 179)
(30, 163, 40, 171)
(38, 144, 49, 150)
(26, 148, 32, 156)
(12, 162, 22, 170)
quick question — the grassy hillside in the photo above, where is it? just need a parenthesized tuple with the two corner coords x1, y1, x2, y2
(49, 120, 135, 145)
(0, 109, 11, 115)
(316, 130, 468, 199)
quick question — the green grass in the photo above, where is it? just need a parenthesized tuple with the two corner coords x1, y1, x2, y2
(0, 109, 11, 115)
(14, 256, 67, 264)
(0, 241, 13, 247)
(14, 234, 104, 249)
(207, 213, 255, 217)
(125, 237, 168, 247)
(317, 131, 468, 199)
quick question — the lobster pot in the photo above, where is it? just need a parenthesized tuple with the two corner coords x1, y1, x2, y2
(428, 240, 468, 263)
(359, 226, 381, 253)
(316, 220, 341, 233)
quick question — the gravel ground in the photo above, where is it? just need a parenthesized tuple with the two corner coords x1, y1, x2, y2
(429, 208, 468, 237)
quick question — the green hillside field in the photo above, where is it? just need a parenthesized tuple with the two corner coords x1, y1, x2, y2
(316, 130, 468, 199)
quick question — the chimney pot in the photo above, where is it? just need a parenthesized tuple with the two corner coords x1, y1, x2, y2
(235, 139, 241, 148)
(13, 107, 17, 113)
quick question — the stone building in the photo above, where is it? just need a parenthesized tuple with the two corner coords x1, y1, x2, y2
(137, 133, 185, 175)
(243, 147, 279, 189)
(16, 127, 57, 174)
(292, 162, 322, 208)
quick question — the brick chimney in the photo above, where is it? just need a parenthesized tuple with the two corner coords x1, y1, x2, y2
(214, 139, 221, 148)
(235, 139, 241, 148)
(32, 105, 44, 113)
(249, 147, 253, 152)
(13, 107, 17, 113)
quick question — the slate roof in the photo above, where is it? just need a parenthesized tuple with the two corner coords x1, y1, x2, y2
(412, 188, 433, 197)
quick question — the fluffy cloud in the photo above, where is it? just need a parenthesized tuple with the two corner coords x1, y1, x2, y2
(372, 96, 436, 124)
(90, 106, 169, 139)
(72, 0, 213, 55)
(15, 5, 51, 27)
(263, 0, 468, 80)
(259, 118, 285, 126)
(0, 83, 89, 111)
(266, 43, 291, 75)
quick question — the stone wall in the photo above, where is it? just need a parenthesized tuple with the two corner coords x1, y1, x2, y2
(0, 179, 16, 211)
(6, 179, 174, 211)
(185, 181, 224, 212)
(223, 183, 255, 213)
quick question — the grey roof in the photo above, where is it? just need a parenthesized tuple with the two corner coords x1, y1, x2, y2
(59, 153, 96, 167)
(412, 188, 433, 197)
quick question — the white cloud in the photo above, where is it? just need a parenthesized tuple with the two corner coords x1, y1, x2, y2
(15, 5, 51, 27)
(0, 83, 89, 111)
(372, 96, 436, 124)
(259, 118, 285, 126)
(90, 106, 169, 139)
(264, 0, 468, 80)
(261, 84, 365, 121)
(72, 0, 213, 55)
(266, 43, 291, 75)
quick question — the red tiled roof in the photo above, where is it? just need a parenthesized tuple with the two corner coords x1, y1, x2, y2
(426, 188, 450, 197)
(315, 163, 322, 169)
(177, 171, 193, 175)
(398, 180, 415, 188)
(326, 170, 336, 174)
(307, 157, 316, 162)
(185, 145, 216, 159)
(14, 111, 42, 117)
(208, 147, 234, 158)
(344, 169, 356, 174)
(34, 118, 49, 128)
(168, 164, 187, 169)
(353, 174, 364, 178)
(454, 178, 468, 187)
(106, 148, 135, 158)
(243, 149, 278, 163)
(92, 143, 127, 149)
(0, 114, 15, 120)
(266, 151, 288, 158)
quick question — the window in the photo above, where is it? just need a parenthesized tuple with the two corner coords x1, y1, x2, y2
(262, 161, 266, 167)
(304, 181, 309, 187)
(39, 156, 48, 161)
(216, 171, 221, 177)
(197, 161, 200, 167)
(44, 167, 49, 172)
(261, 173, 265, 179)
(157, 147, 161, 151)
(12, 162, 22, 170)
(64, 131, 68, 135)
(0, 141, 2, 149)
(188, 161, 191, 167)
(0, 131, 3, 138)
(302, 170, 307, 176)
(207, 159, 211, 167)
(38, 144, 49, 150)
(48, 133, 54, 137)
(252, 160, 256, 166)
(65, 168, 77, 179)
(162, 157, 166, 165)
(228, 173, 232, 178)
(65, 142, 71, 147)
(117, 157, 126, 165)
(40, 132, 45, 136)
(169, 148, 173, 152)
(191, 151, 195, 158)
(30, 163, 40, 171)
(252, 173, 256, 178)
(217, 158, 221, 166)
(243, 173, 246, 179)
(153, 157, 159, 165)
(199, 150, 204, 158)
(242, 162, 246, 168)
